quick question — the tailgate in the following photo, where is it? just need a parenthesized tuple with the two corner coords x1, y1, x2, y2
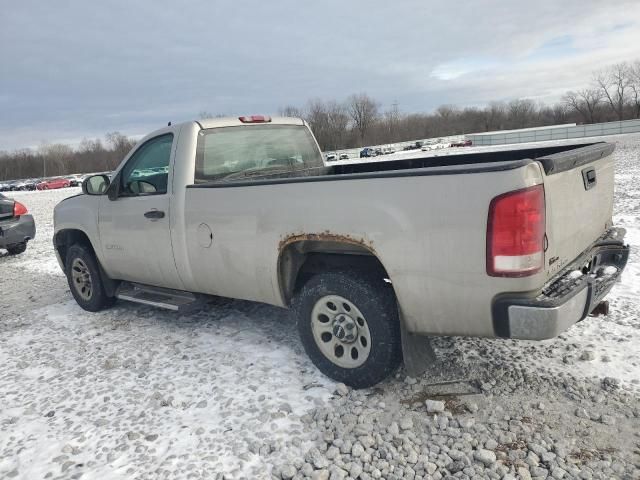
(539, 143, 616, 280)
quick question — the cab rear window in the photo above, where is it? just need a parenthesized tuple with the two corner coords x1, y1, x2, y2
(195, 124, 325, 183)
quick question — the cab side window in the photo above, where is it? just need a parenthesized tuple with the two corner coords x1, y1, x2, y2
(121, 134, 173, 196)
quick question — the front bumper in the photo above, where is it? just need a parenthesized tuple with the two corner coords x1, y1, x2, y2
(0, 214, 36, 248)
(493, 228, 630, 340)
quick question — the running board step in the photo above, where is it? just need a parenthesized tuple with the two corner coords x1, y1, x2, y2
(116, 283, 201, 312)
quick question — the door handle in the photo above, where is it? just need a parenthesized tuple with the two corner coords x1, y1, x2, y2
(144, 210, 165, 219)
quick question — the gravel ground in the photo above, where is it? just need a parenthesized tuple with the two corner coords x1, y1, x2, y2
(1, 135, 639, 480)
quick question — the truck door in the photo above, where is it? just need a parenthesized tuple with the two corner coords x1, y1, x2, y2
(98, 133, 184, 290)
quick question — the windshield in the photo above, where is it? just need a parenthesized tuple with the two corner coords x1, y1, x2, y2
(194, 124, 324, 183)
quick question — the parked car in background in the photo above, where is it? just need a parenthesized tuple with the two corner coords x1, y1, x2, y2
(37, 177, 71, 190)
(403, 141, 424, 151)
(382, 146, 396, 155)
(325, 152, 337, 162)
(450, 140, 473, 147)
(339, 153, 349, 160)
(359, 147, 376, 158)
(0, 193, 36, 255)
(65, 175, 85, 187)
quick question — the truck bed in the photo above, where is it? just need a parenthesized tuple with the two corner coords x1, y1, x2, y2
(191, 139, 610, 187)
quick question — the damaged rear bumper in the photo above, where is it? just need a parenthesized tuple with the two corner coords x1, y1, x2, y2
(493, 227, 630, 340)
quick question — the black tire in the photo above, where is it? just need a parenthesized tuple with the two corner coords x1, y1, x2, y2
(292, 269, 402, 388)
(6, 242, 27, 255)
(65, 244, 116, 312)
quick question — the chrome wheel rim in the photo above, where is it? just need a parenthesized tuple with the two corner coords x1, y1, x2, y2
(71, 258, 93, 301)
(311, 295, 372, 369)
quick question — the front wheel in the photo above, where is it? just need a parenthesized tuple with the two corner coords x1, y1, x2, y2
(65, 244, 115, 312)
(292, 269, 402, 388)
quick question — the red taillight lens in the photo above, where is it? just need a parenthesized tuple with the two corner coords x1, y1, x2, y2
(487, 185, 545, 277)
(13, 201, 28, 216)
(238, 115, 272, 123)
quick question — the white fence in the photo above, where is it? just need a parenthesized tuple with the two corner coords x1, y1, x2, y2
(466, 119, 640, 146)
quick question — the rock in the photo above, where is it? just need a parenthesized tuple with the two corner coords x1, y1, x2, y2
(536, 402, 545, 411)
(351, 443, 365, 458)
(551, 466, 567, 479)
(350, 463, 363, 478)
(599, 414, 616, 425)
(474, 449, 497, 466)
(485, 439, 498, 450)
(574, 408, 589, 419)
(329, 466, 347, 480)
(541, 452, 556, 463)
(400, 417, 413, 430)
(280, 464, 296, 479)
(448, 461, 465, 473)
(601, 355, 611, 362)
(126, 432, 140, 441)
(426, 462, 438, 475)
(425, 400, 445, 413)
(196, 400, 207, 408)
(144, 434, 158, 442)
(467, 403, 479, 413)
(334, 383, 349, 396)
(530, 466, 548, 478)
(405, 376, 417, 385)
(579, 350, 595, 361)
(502, 475, 516, 480)
(311, 470, 329, 480)
(518, 466, 532, 480)
(45, 410, 55, 418)
(306, 448, 329, 469)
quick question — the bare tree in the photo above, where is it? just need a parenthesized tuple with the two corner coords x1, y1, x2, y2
(347, 93, 379, 144)
(279, 105, 304, 118)
(480, 102, 506, 131)
(507, 99, 537, 129)
(563, 88, 603, 123)
(595, 63, 632, 121)
(628, 60, 640, 119)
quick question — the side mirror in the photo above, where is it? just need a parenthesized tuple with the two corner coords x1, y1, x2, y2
(82, 174, 110, 195)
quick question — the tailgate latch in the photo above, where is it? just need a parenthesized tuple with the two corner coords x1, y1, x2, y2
(582, 167, 597, 190)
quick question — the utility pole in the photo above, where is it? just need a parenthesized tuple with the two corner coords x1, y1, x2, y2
(43, 156, 46, 177)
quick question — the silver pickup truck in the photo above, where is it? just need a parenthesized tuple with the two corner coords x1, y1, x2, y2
(53, 116, 629, 387)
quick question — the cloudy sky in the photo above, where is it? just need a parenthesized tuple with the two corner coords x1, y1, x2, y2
(1, 0, 639, 150)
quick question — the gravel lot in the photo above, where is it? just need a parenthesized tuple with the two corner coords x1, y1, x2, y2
(1, 135, 639, 479)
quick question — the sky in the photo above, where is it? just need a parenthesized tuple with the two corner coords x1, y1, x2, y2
(1, 0, 639, 151)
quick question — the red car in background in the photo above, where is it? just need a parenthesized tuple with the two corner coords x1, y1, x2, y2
(36, 177, 71, 190)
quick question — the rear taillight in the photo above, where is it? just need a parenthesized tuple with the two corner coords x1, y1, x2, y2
(238, 115, 272, 123)
(487, 185, 545, 277)
(13, 201, 28, 216)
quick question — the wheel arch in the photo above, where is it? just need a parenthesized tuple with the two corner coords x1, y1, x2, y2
(277, 233, 393, 306)
(54, 228, 97, 268)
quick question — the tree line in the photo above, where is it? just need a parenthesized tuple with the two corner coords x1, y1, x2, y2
(2, 60, 639, 181)
(0, 133, 136, 181)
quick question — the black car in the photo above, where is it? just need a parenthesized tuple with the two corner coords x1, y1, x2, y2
(0, 193, 36, 255)
(359, 147, 377, 158)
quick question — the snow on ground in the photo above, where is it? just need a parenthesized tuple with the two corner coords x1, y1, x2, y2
(1, 134, 640, 479)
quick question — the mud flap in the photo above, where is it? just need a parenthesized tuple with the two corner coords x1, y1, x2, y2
(400, 317, 437, 377)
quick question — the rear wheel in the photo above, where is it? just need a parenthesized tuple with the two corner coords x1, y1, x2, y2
(6, 242, 27, 255)
(292, 269, 402, 388)
(65, 244, 115, 311)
